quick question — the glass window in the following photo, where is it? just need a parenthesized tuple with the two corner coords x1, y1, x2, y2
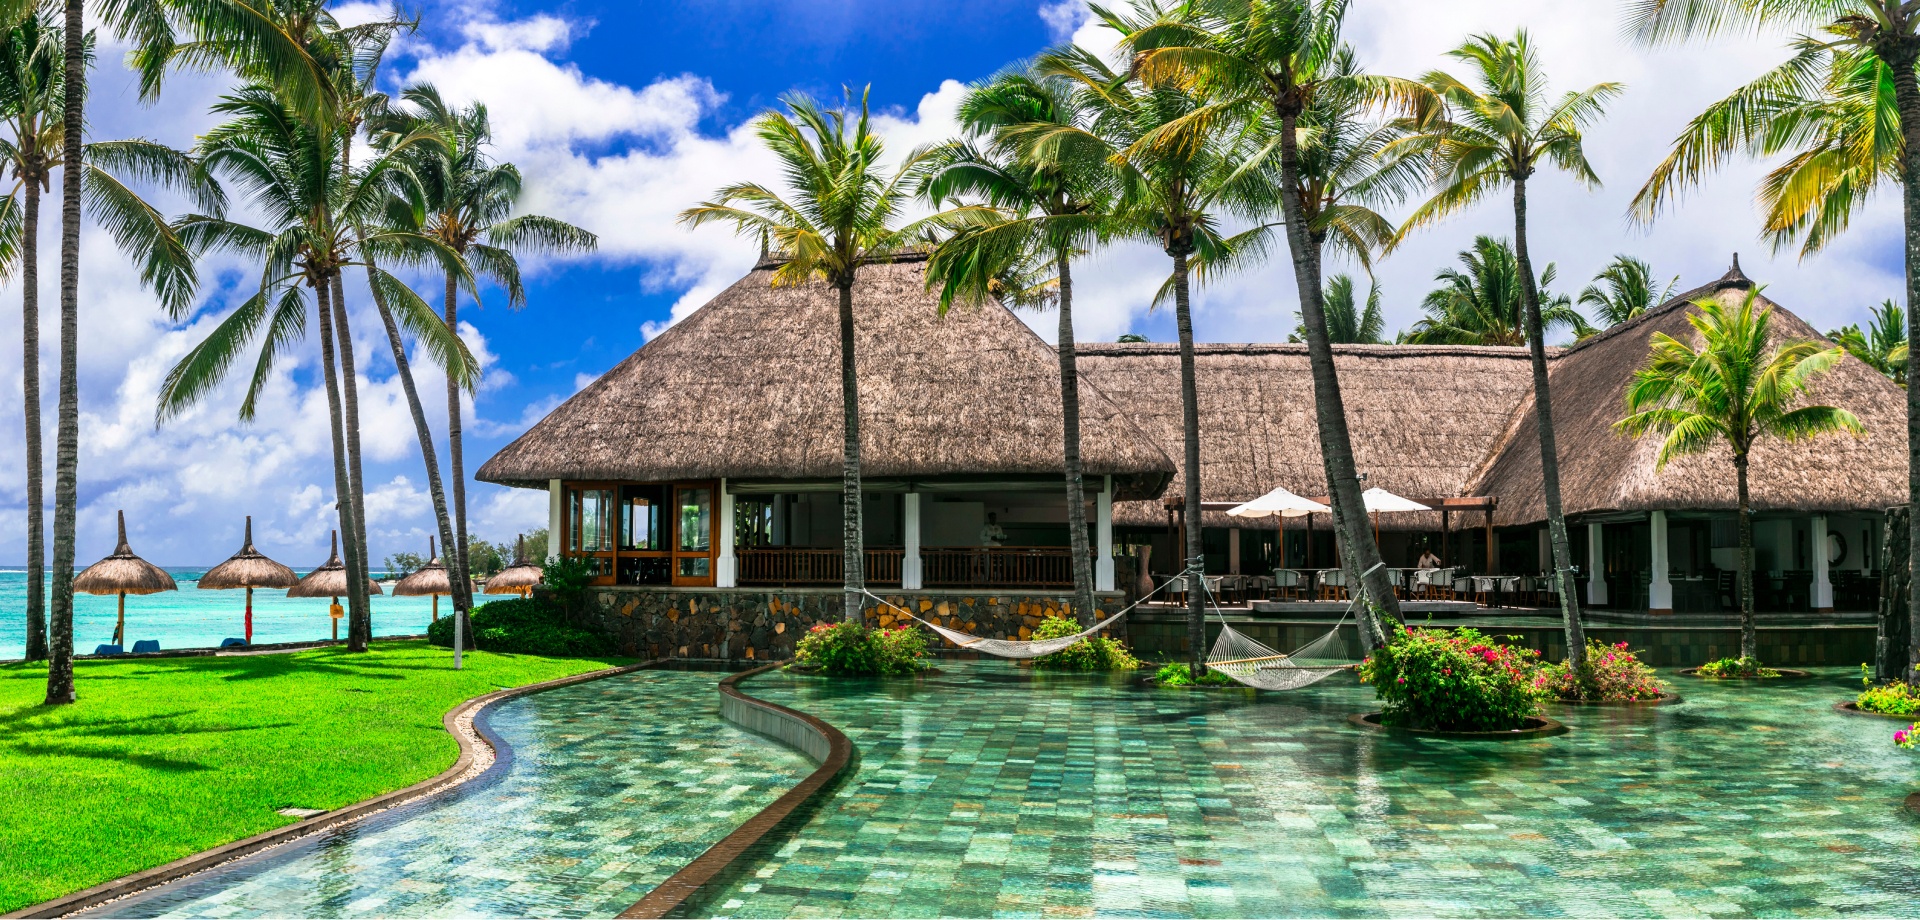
(570, 487, 614, 553)
(678, 556, 711, 578)
(620, 485, 665, 551)
(619, 556, 671, 585)
(678, 488, 712, 553)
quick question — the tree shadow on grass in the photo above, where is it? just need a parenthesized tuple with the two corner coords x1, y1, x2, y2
(8, 741, 214, 773)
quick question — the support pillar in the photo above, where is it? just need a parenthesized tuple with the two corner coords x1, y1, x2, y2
(547, 479, 563, 562)
(1095, 479, 1114, 591)
(1649, 510, 1673, 614)
(1813, 513, 1833, 612)
(717, 478, 737, 588)
(1538, 526, 1551, 572)
(1586, 522, 1609, 606)
(903, 492, 923, 590)
(1228, 528, 1241, 575)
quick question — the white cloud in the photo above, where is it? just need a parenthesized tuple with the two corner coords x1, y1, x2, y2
(1039, 0, 1091, 43)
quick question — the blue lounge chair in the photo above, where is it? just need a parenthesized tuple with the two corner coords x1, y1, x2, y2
(132, 640, 160, 654)
(220, 637, 248, 648)
(92, 644, 123, 655)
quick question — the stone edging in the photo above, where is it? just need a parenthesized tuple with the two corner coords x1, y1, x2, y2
(1676, 667, 1813, 680)
(1347, 711, 1569, 739)
(1834, 701, 1919, 721)
(8, 660, 654, 919)
(1549, 692, 1682, 708)
(621, 662, 854, 920)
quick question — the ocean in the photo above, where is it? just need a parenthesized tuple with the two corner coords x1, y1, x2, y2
(0, 568, 446, 661)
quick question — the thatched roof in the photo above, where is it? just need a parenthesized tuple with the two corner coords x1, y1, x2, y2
(287, 531, 383, 598)
(476, 255, 1173, 500)
(1077, 343, 1541, 531)
(73, 511, 176, 596)
(483, 535, 542, 594)
(1471, 259, 1908, 526)
(199, 517, 298, 590)
(393, 538, 453, 597)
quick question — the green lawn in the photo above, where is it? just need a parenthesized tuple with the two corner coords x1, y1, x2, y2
(0, 640, 632, 913)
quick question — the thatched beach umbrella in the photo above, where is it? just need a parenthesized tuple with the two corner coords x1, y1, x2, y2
(199, 516, 298, 644)
(288, 531, 383, 640)
(483, 534, 542, 598)
(393, 537, 454, 621)
(73, 511, 177, 648)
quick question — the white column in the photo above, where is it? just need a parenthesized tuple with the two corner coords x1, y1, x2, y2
(717, 478, 737, 588)
(902, 492, 923, 590)
(1095, 479, 1115, 591)
(1813, 514, 1833, 611)
(1228, 528, 1242, 575)
(547, 480, 564, 561)
(1586, 522, 1609, 605)
(1649, 510, 1673, 613)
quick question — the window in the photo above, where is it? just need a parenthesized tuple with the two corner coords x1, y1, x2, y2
(620, 485, 666, 551)
(563, 480, 721, 588)
(674, 485, 715, 586)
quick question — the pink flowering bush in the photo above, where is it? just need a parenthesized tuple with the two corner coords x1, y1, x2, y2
(1537, 641, 1664, 702)
(1357, 625, 1546, 731)
(1896, 724, 1917, 749)
(794, 622, 928, 676)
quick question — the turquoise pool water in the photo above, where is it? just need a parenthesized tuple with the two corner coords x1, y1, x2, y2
(0, 570, 439, 660)
(99, 670, 811, 919)
(697, 663, 1920, 918)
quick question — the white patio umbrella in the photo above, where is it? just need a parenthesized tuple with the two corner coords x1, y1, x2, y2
(1360, 487, 1432, 547)
(1228, 487, 1330, 570)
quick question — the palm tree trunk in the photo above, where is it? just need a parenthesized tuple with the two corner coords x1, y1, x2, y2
(1057, 244, 1095, 627)
(22, 175, 45, 662)
(1735, 453, 1757, 660)
(442, 271, 473, 629)
(837, 276, 865, 622)
(312, 281, 362, 652)
(1273, 109, 1397, 645)
(364, 260, 472, 647)
(1892, 51, 1920, 682)
(43, 0, 84, 706)
(1510, 177, 1587, 670)
(330, 275, 372, 652)
(1171, 248, 1207, 674)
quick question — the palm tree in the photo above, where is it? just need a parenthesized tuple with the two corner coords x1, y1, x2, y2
(1617, 287, 1862, 660)
(1828, 299, 1908, 386)
(1405, 236, 1590, 345)
(681, 91, 980, 622)
(377, 84, 595, 627)
(156, 85, 475, 652)
(1394, 31, 1620, 672)
(1120, 0, 1427, 644)
(922, 67, 1119, 626)
(1579, 255, 1679, 328)
(1290, 274, 1385, 344)
(1626, 0, 1920, 681)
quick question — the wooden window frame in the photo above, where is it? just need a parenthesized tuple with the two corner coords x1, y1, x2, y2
(563, 479, 720, 588)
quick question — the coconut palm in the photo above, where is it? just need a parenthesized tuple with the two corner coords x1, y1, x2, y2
(1626, 0, 1920, 681)
(1579, 255, 1679, 328)
(155, 85, 475, 652)
(1828, 299, 1908, 386)
(1118, 0, 1430, 644)
(1617, 287, 1863, 660)
(1405, 236, 1590, 346)
(374, 84, 595, 625)
(922, 67, 1120, 626)
(681, 91, 985, 622)
(1290, 274, 1386, 344)
(1393, 31, 1620, 671)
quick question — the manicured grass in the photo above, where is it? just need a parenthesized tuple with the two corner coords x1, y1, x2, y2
(0, 640, 632, 913)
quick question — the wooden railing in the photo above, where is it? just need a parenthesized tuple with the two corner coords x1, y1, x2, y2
(735, 546, 1076, 588)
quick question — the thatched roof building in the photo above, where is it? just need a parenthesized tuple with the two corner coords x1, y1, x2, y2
(1077, 342, 1541, 531)
(477, 255, 1174, 500)
(1470, 262, 1907, 527)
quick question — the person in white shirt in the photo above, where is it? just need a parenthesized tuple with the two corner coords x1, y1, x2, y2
(1416, 549, 1442, 569)
(979, 513, 1007, 547)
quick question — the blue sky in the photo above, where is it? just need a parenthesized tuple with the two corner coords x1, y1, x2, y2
(0, 0, 1906, 566)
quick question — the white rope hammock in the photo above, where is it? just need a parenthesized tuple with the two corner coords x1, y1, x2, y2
(860, 577, 1173, 660)
(1196, 561, 1373, 691)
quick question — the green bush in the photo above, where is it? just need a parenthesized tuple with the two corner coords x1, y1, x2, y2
(1030, 615, 1143, 672)
(1858, 665, 1920, 716)
(794, 622, 927, 676)
(1696, 656, 1779, 678)
(426, 598, 614, 657)
(539, 555, 595, 611)
(1358, 625, 1545, 731)
(1154, 661, 1233, 687)
(1538, 641, 1664, 702)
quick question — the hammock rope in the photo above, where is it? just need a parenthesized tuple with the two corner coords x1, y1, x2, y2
(858, 575, 1175, 660)
(1193, 559, 1374, 692)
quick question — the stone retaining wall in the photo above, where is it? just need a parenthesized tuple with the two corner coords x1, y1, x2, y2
(579, 588, 1125, 662)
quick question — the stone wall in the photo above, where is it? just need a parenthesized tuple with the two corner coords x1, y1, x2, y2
(578, 587, 1125, 662)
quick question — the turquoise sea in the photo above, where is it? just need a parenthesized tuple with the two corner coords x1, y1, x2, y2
(0, 568, 442, 661)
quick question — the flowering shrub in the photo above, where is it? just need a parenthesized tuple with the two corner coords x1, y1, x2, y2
(1896, 724, 1917, 749)
(1030, 615, 1143, 671)
(1696, 656, 1780, 678)
(1357, 625, 1545, 731)
(1154, 661, 1233, 687)
(794, 622, 927, 676)
(1538, 641, 1663, 701)
(1857, 665, 1920, 716)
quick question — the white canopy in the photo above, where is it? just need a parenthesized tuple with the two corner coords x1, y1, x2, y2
(1228, 487, 1331, 519)
(1360, 487, 1431, 513)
